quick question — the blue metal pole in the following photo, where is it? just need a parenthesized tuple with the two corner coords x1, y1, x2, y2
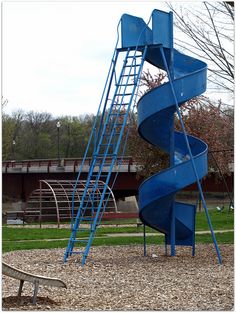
(170, 116, 175, 256)
(93, 127, 97, 154)
(192, 209, 196, 257)
(143, 224, 147, 256)
(170, 203, 176, 256)
(165, 235, 168, 256)
(168, 13, 176, 257)
(160, 46, 222, 264)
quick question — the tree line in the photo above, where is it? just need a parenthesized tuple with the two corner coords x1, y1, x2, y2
(2, 85, 233, 179)
(2, 110, 95, 161)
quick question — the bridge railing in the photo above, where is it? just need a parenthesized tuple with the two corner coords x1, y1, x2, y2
(2, 156, 135, 173)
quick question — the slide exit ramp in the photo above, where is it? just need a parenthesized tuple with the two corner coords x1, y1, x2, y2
(64, 9, 222, 265)
(2, 262, 66, 304)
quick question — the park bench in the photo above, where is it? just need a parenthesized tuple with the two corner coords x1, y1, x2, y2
(2, 262, 67, 304)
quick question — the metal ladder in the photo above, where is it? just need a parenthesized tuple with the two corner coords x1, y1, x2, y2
(64, 45, 148, 265)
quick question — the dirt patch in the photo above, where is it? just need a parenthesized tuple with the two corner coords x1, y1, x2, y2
(2, 296, 59, 310)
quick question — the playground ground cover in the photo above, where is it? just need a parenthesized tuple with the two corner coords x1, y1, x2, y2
(2, 209, 234, 310)
(2, 244, 234, 310)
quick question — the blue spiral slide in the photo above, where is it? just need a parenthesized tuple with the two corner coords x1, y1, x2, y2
(121, 10, 222, 262)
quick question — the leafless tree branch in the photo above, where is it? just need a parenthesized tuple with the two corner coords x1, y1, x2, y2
(167, 2, 234, 95)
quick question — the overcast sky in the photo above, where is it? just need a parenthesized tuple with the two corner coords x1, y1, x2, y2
(2, 1, 167, 117)
(2, 1, 233, 117)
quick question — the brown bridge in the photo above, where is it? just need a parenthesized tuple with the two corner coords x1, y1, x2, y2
(2, 156, 233, 203)
(2, 157, 142, 202)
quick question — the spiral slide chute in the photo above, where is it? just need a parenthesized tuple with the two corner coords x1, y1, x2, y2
(121, 9, 221, 261)
(138, 49, 208, 250)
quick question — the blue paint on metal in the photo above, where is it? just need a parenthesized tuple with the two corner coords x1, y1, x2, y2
(64, 34, 148, 265)
(64, 8, 222, 265)
(143, 224, 147, 257)
(135, 10, 222, 263)
(159, 46, 222, 263)
(121, 14, 152, 47)
(152, 9, 173, 48)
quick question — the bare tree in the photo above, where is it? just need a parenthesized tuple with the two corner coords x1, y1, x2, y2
(1, 96, 8, 109)
(168, 2, 234, 97)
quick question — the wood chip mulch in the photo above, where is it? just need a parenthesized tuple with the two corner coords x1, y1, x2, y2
(2, 244, 234, 311)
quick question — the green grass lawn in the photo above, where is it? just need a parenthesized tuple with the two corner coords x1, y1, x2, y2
(2, 209, 233, 253)
(2, 232, 233, 253)
(195, 209, 233, 230)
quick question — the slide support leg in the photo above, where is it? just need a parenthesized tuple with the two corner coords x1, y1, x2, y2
(170, 203, 176, 256)
(159, 46, 222, 265)
(18, 280, 24, 297)
(143, 224, 147, 256)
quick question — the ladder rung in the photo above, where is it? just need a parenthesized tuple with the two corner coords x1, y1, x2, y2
(100, 143, 113, 146)
(116, 83, 134, 87)
(80, 217, 94, 221)
(80, 207, 94, 211)
(98, 150, 113, 154)
(115, 93, 132, 96)
(125, 64, 141, 68)
(71, 251, 84, 255)
(94, 152, 115, 158)
(122, 74, 138, 77)
(109, 112, 126, 116)
(95, 160, 111, 164)
(99, 143, 115, 147)
(102, 133, 120, 136)
(72, 239, 89, 243)
(127, 55, 142, 59)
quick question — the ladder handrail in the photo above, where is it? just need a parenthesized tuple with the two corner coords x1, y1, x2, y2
(70, 48, 138, 235)
(70, 27, 121, 225)
(83, 48, 146, 211)
(70, 13, 152, 223)
(64, 48, 147, 263)
(72, 48, 133, 217)
(89, 14, 153, 202)
(96, 77, 143, 226)
(80, 47, 148, 265)
(64, 14, 153, 265)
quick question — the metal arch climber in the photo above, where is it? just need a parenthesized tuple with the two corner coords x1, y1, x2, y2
(25, 180, 117, 228)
